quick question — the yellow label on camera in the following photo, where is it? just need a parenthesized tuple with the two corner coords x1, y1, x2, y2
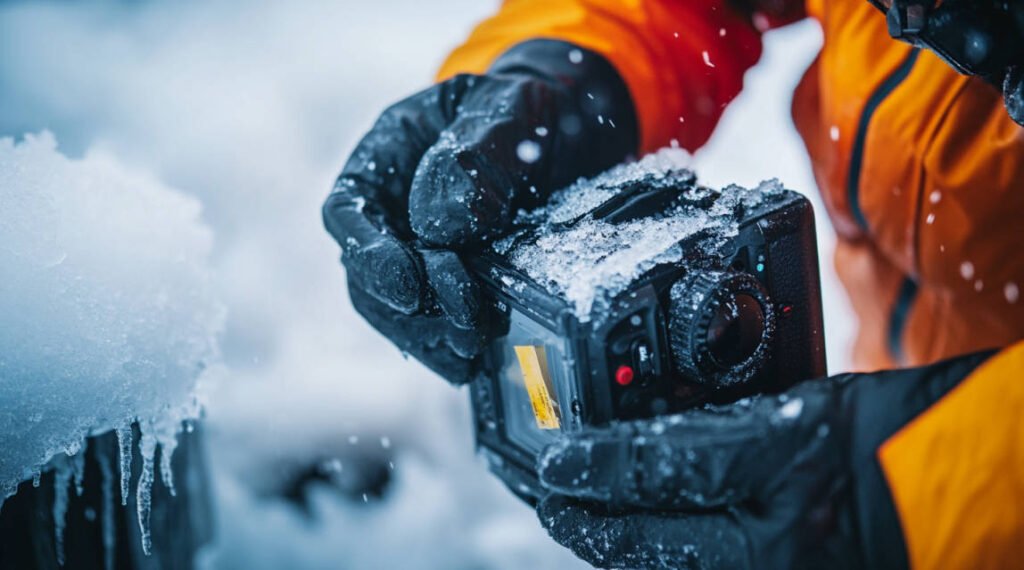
(514, 345, 561, 430)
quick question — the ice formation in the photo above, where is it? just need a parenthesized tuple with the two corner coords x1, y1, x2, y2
(0, 133, 223, 555)
(502, 147, 782, 320)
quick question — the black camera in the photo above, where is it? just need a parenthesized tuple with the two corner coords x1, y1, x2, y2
(466, 159, 827, 501)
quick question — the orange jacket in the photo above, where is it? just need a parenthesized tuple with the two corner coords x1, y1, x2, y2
(437, 1, 1024, 567)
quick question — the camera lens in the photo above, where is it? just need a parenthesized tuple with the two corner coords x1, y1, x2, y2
(669, 271, 774, 386)
(705, 293, 765, 366)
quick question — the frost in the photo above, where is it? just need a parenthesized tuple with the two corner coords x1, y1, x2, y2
(501, 148, 784, 320)
(0, 133, 223, 551)
(520, 147, 692, 226)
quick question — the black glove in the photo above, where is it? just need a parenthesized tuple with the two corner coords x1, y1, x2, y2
(535, 350, 994, 570)
(872, 0, 1024, 126)
(323, 39, 638, 384)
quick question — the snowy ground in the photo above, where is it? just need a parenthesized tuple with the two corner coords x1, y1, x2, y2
(0, 1, 848, 568)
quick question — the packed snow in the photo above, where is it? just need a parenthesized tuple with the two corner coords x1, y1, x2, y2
(0, 132, 223, 554)
(0, 1, 843, 568)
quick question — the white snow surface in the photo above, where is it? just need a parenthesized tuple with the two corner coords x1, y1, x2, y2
(0, 1, 848, 568)
(0, 132, 223, 506)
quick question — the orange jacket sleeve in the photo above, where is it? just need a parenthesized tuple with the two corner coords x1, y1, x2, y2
(878, 340, 1024, 570)
(437, 0, 804, 153)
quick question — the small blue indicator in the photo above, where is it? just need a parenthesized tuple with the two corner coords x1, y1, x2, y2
(756, 263, 765, 272)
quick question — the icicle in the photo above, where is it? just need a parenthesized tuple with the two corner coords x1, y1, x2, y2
(135, 430, 157, 556)
(98, 446, 116, 570)
(71, 448, 87, 497)
(32, 468, 42, 488)
(158, 436, 178, 498)
(115, 424, 132, 506)
(52, 457, 74, 566)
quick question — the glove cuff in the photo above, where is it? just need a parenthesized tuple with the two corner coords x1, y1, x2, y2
(841, 349, 996, 569)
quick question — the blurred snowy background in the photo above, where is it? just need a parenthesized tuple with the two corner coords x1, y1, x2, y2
(0, 1, 850, 568)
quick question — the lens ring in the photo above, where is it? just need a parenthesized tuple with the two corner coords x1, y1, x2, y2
(669, 271, 775, 386)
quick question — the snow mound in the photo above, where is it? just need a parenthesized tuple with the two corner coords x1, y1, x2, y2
(0, 133, 223, 536)
(500, 148, 783, 320)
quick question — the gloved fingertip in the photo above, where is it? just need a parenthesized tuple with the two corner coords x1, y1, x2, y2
(352, 238, 424, 314)
(420, 248, 483, 329)
(410, 149, 477, 247)
(445, 281, 484, 331)
(409, 144, 513, 248)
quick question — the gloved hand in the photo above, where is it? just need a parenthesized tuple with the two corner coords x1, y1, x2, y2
(535, 350, 996, 570)
(323, 39, 637, 384)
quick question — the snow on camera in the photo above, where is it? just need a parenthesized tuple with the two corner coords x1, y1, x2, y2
(500, 147, 782, 320)
(0, 133, 223, 540)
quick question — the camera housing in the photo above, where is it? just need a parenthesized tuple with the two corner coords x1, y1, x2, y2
(467, 165, 826, 501)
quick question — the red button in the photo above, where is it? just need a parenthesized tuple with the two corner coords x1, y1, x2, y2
(615, 365, 635, 386)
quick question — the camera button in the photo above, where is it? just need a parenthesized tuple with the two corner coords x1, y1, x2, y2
(632, 339, 655, 377)
(615, 365, 635, 386)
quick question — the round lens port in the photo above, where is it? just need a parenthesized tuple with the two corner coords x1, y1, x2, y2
(668, 271, 774, 386)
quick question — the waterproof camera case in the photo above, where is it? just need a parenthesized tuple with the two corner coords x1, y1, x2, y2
(466, 164, 826, 501)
